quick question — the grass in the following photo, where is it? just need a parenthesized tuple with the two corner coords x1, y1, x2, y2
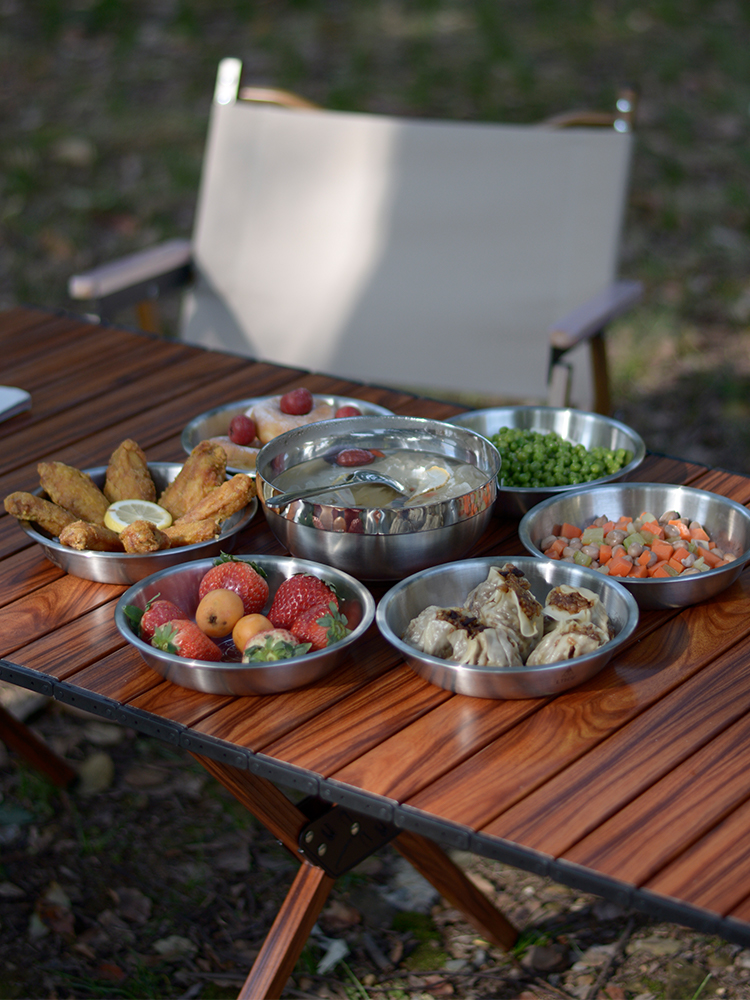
(2, 0, 750, 467)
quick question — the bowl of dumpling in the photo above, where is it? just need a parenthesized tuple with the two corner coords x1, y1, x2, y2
(256, 415, 500, 581)
(376, 556, 639, 698)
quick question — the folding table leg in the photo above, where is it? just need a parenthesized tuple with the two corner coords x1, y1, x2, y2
(237, 861, 335, 1000)
(192, 756, 518, 997)
(394, 829, 518, 950)
(0, 703, 76, 787)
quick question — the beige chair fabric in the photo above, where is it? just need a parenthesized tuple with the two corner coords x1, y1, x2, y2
(182, 64, 634, 410)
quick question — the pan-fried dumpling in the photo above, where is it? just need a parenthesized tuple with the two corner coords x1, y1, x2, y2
(541, 584, 609, 635)
(465, 563, 543, 658)
(448, 622, 523, 667)
(402, 606, 468, 658)
(526, 619, 609, 666)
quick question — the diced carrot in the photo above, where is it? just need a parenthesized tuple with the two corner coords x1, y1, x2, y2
(668, 519, 691, 541)
(548, 537, 567, 556)
(701, 547, 724, 568)
(640, 520, 664, 540)
(651, 565, 674, 578)
(648, 560, 667, 577)
(671, 546, 689, 564)
(560, 522, 582, 539)
(629, 563, 648, 578)
(600, 521, 616, 535)
(615, 516, 632, 531)
(690, 525, 710, 542)
(607, 557, 633, 577)
(651, 539, 674, 563)
(637, 550, 653, 566)
(667, 557, 685, 574)
(544, 549, 560, 559)
(612, 544, 627, 558)
(599, 543, 613, 565)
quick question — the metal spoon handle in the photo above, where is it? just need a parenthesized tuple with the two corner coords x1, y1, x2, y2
(265, 482, 352, 508)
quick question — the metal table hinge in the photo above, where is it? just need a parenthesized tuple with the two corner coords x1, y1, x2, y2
(297, 801, 399, 878)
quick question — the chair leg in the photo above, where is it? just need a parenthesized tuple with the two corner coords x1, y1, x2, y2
(0, 703, 76, 787)
(237, 861, 335, 1000)
(393, 829, 518, 950)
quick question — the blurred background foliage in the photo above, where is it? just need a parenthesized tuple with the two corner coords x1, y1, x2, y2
(2, 0, 750, 468)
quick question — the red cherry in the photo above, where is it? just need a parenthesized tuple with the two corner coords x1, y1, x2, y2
(334, 404, 362, 418)
(229, 414, 257, 445)
(280, 387, 314, 415)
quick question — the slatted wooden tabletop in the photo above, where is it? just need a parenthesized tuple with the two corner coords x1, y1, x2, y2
(4, 305, 750, 955)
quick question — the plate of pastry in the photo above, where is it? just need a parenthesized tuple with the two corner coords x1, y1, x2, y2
(181, 388, 393, 474)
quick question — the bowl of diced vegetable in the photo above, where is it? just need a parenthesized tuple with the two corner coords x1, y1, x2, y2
(518, 482, 750, 610)
(445, 406, 646, 518)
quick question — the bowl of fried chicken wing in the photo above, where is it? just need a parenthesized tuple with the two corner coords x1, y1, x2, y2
(3, 439, 258, 584)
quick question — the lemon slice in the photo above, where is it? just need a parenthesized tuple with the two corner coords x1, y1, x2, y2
(104, 499, 173, 533)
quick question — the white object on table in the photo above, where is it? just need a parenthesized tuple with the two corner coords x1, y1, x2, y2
(0, 386, 31, 423)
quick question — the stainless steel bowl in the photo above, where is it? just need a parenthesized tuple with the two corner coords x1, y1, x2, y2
(256, 415, 501, 581)
(376, 555, 639, 699)
(446, 406, 646, 518)
(115, 554, 375, 695)
(519, 482, 750, 610)
(181, 395, 393, 473)
(19, 463, 257, 585)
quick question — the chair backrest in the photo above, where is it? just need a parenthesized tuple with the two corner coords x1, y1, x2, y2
(181, 59, 634, 410)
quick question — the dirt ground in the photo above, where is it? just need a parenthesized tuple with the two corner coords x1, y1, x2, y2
(2, 682, 750, 1000)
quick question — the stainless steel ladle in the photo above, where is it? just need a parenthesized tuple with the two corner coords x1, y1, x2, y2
(264, 469, 410, 508)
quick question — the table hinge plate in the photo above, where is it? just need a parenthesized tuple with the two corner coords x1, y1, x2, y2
(298, 804, 398, 878)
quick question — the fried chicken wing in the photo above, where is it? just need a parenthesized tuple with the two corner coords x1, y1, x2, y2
(104, 439, 156, 504)
(120, 519, 171, 553)
(37, 461, 110, 526)
(163, 519, 218, 547)
(158, 441, 227, 520)
(4, 491, 77, 537)
(174, 473, 255, 525)
(59, 520, 124, 552)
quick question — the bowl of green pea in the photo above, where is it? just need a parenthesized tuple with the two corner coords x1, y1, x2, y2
(445, 406, 646, 518)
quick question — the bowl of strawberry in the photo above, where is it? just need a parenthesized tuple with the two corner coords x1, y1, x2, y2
(114, 553, 376, 695)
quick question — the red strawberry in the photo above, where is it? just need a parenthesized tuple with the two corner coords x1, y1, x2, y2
(151, 620, 222, 661)
(268, 574, 339, 629)
(199, 554, 269, 614)
(241, 628, 311, 662)
(290, 602, 351, 651)
(124, 595, 189, 643)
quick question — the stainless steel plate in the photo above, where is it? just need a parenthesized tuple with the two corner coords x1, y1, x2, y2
(376, 555, 639, 699)
(181, 395, 394, 473)
(18, 463, 257, 585)
(115, 554, 376, 695)
(447, 406, 646, 518)
(519, 482, 750, 610)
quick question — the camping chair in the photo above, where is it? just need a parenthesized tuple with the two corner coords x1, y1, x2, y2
(69, 58, 641, 413)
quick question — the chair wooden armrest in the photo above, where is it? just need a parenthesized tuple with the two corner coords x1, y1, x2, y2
(547, 278, 643, 413)
(68, 238, 193, 330)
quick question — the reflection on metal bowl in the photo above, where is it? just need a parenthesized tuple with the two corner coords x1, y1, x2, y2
(376, 555, 639, 699)
(256, 415, 501, 581)
(446, 405, 646, 518)
(519, 482, 750, 610)
(115, 555, 375, 695)
(19, 463, 257, 585)
(181, 395, 394, 474)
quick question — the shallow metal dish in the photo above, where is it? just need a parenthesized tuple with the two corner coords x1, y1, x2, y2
(181, 395, 393, 473)
(115, 554, 375, 695)
(19, 463, 257, 585)
(256, 415, 500, 581)
(519, 482, 750, 610)
(446, 406, 646, 518)
(376, 555, 639, 699)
